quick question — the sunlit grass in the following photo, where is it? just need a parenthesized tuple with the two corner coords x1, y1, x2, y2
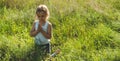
(0, 0, 120, 61)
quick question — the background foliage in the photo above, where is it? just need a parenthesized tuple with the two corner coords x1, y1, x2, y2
(0, 0, 120, 61)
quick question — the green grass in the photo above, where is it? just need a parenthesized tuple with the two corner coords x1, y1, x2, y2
(0, 0, 120, 61)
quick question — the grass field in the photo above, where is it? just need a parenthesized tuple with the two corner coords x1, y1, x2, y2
(0, 0, 120, 61)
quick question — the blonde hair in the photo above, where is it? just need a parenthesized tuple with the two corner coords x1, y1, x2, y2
(36, 5, 50, 20)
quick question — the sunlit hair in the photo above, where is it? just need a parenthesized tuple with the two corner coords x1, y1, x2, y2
(36, 5, 50, 20)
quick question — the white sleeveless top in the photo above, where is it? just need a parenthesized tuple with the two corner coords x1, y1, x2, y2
(34, 20, 50, 45)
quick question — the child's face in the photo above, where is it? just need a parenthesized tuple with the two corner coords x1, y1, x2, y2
(36, 12, 46, 20)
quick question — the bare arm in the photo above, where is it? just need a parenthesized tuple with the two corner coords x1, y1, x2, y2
(30, 22, 39, 37)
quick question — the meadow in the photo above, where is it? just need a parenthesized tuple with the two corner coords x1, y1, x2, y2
(0, 0, 120, 61)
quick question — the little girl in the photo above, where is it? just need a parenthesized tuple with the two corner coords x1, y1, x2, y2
(30, 5, 52, 60)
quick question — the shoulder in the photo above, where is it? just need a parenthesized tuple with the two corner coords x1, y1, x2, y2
(32, 20, 39, 27)
(34, 20, 39, 23)
(47, 21, 52, 26)
(33, 20, 39, 25)
(47, 21, 52, 29)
